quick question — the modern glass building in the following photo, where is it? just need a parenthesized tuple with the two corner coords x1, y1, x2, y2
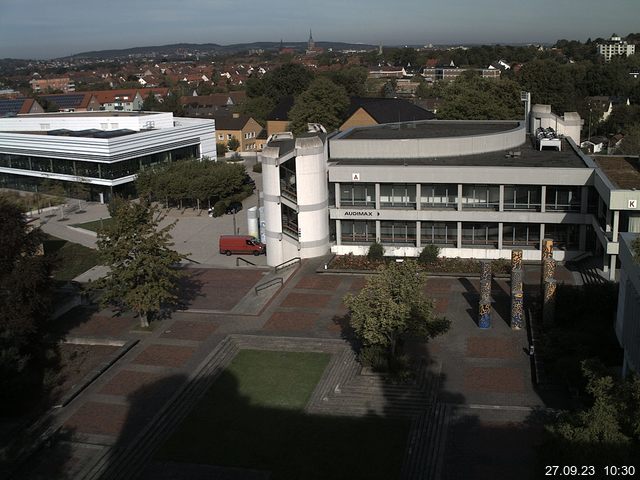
(0, 111, 215, 201)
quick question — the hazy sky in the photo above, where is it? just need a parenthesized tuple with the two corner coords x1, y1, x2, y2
(1, 0, 639, 59)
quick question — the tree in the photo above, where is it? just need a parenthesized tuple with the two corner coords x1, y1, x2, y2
(96, 200, 187, 327)
(216, 142, 227, 157)
(618, 123, 640, 155)
(246, 63, 314, 102)
(240, 95, 275, 124)
(343, 261, 450, 365)
(0, 196, 53, 411)
(324, 66, 368, 97)
(227, 136, 240, 152)
(542, 360, 640, 466)
(367, 241, 384, 261)
(288, 77, 349, 133)
(141, 92, 161, 111)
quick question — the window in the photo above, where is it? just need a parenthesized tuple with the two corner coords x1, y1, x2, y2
(380, 221, 416, 245)
(544, 224, 579, 249)
(546, 186, 581, 212)
(340, 183, 375, 208)
(341, 220, 376, 244)
(502, 223, 540, 247)
(380, 183, 416, 208)
(461, 223, 499, 248)
(461, 185, 500, 210)
(504, 185, 541, 211)
(421, 184, 457, 209)
(227, 134, 232, 140)
(279, 161, 297, 201)
(420, 222, 457, 246)
(218, 134, 224, 140)
(281, 204, 298, 238)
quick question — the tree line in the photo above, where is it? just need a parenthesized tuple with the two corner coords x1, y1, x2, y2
(136, 158, 253, 213)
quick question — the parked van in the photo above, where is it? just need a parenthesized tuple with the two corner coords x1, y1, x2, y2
(219, 235, 265, 256)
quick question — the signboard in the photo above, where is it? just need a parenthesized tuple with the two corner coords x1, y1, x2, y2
(352, 172, 360, 181)
(343, 210, 380, 217)
(629, 199, 637, 209)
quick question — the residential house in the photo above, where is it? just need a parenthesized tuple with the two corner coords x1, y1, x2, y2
(339, 97, 435, 131)
(180, 92, 247, 117)
(37, 92, 101, 112)
(266, 96, 295, 136)
(29, 77, 75, 93)
(597, 34, 636, 62)
(215, 113, 263, 152)
(0, 98, 44, 117)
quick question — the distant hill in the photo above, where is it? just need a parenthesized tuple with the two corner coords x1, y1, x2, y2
(67, 41, 378, 59)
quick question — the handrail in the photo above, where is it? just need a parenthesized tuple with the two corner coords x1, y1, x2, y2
(254, 277, 283, 294)
(236, 257, 256, 267)
(274, 257, 301, 273)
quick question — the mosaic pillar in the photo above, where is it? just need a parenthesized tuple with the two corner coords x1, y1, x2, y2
(511, 249, 523, 271)
(479, 302, 491, 329)
(543, 278, 557, 326)
(479, 261, 492, 328)
(541, 238, 553, 260)
(542, 257, 556, 285)
(511, 287, 524, 330)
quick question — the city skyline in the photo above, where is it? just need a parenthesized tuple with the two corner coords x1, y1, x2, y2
(0, 0, 639, 59)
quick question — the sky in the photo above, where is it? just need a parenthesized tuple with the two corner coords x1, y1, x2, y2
(1, 0, 639, 59)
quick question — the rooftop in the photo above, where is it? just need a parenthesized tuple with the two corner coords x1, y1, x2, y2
(17, 111, 156, 118)
(331, 137, 588, 169)
(593, 156, 640, 189)
(341, 120, 521, 140)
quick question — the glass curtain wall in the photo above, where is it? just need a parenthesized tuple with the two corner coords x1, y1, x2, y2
(380, 221, 416, 245)
(461, 185, 500, 210)
(420, 222, 457, 246)
(379, 183, 416, 209)
(421, 184, 457, 209)
(341, 220, 376, 244)
(340, 183, 375, 208)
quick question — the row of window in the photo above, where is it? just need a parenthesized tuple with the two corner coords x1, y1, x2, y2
(336, 183, 586, 212)
(0, 146, 197, 180)
(339, 220, 580, 249)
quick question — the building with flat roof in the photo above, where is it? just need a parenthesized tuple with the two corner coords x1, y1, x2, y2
(0, 111, 215, 202)
(615, 233, 640, 375)
(597, 34, 636, 62)
(260, 106, 640, 278)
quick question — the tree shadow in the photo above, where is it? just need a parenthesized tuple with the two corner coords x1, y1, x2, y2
(176, 269, 205, 310)
(458, 277, 481, 326)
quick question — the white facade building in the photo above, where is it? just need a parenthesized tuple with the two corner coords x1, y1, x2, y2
(259, 106, 640, 278)
(615, 233, 640, 375)
(597, 35, 636, 62)
(0, 111, 215, 201)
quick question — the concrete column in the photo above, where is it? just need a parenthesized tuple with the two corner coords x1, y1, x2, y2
(415, 183, 421, 211)
(334, 182, 341, 208)
(579, 224, 587, 251)
(457, 184, 463, 211)
(609, 254, 617, 281)
(499, 185, 504, 212)
(416, 221, 421, 247)
(539, 224, 545, 251)
(498, 222, 503, 250)
(612, 210, 620, 242)
(335, 220, 341, 246)
(376, 220, 381, 243)
(580, 186, 589, 214)
(540, 185, 546, 213)
(605, 208, 612, 233)
(457, 221, 462, 248)
(375, 183, 381, 210)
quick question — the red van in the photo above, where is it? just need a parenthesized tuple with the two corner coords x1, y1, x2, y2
(219, 235, 265, 256)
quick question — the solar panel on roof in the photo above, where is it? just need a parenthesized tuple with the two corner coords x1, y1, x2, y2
(0, 99, 25, 116)
(40, 94, 84, 109)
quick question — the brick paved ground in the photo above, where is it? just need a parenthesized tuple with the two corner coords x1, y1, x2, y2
(17, 260, 576, 479)
(180, 268, 266, 311)
(53, 305, 136, 337)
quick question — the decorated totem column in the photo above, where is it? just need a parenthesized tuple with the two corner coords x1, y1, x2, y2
(510, 249, 524, 329)
(478, 260, 492, 329)
(540, 238, 557, 326)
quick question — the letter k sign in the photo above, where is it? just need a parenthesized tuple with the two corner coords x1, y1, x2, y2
(629, 199, 638, 209)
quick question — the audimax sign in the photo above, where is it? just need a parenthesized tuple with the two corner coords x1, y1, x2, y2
(343, 211, 380, 217)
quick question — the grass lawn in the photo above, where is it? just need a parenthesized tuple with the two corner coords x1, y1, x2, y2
(157, 350, 410, 480)
(43, 235, 100, 281)
(71, 217, 113, 233)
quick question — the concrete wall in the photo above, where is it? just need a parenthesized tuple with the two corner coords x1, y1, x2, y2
(616, 233, 640, 374)
(530, 104, 583, 145)
(330, 121, 526, 159)
(0, 111, 175, 131)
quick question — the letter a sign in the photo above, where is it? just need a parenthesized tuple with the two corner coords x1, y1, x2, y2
(352, 172, 360, 181)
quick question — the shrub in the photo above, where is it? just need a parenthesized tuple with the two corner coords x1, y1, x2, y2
(418, 244, 440, 265)
(367, 241, 384, 261)
(252, 162, 262, 173)
(212, 200, 227, 217)
(359, 345, 388, 372)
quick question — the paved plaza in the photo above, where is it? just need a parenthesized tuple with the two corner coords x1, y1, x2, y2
(5, 250, 571, 480)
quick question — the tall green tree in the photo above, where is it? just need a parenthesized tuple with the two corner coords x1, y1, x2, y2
(343, 261, 449, 363)
(542, 360, 640, 466)
(96, 200, 186, 327)
(0, 196, 54, 411)
(246, 63, 314, 102)
(288, 77, 349, 133)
